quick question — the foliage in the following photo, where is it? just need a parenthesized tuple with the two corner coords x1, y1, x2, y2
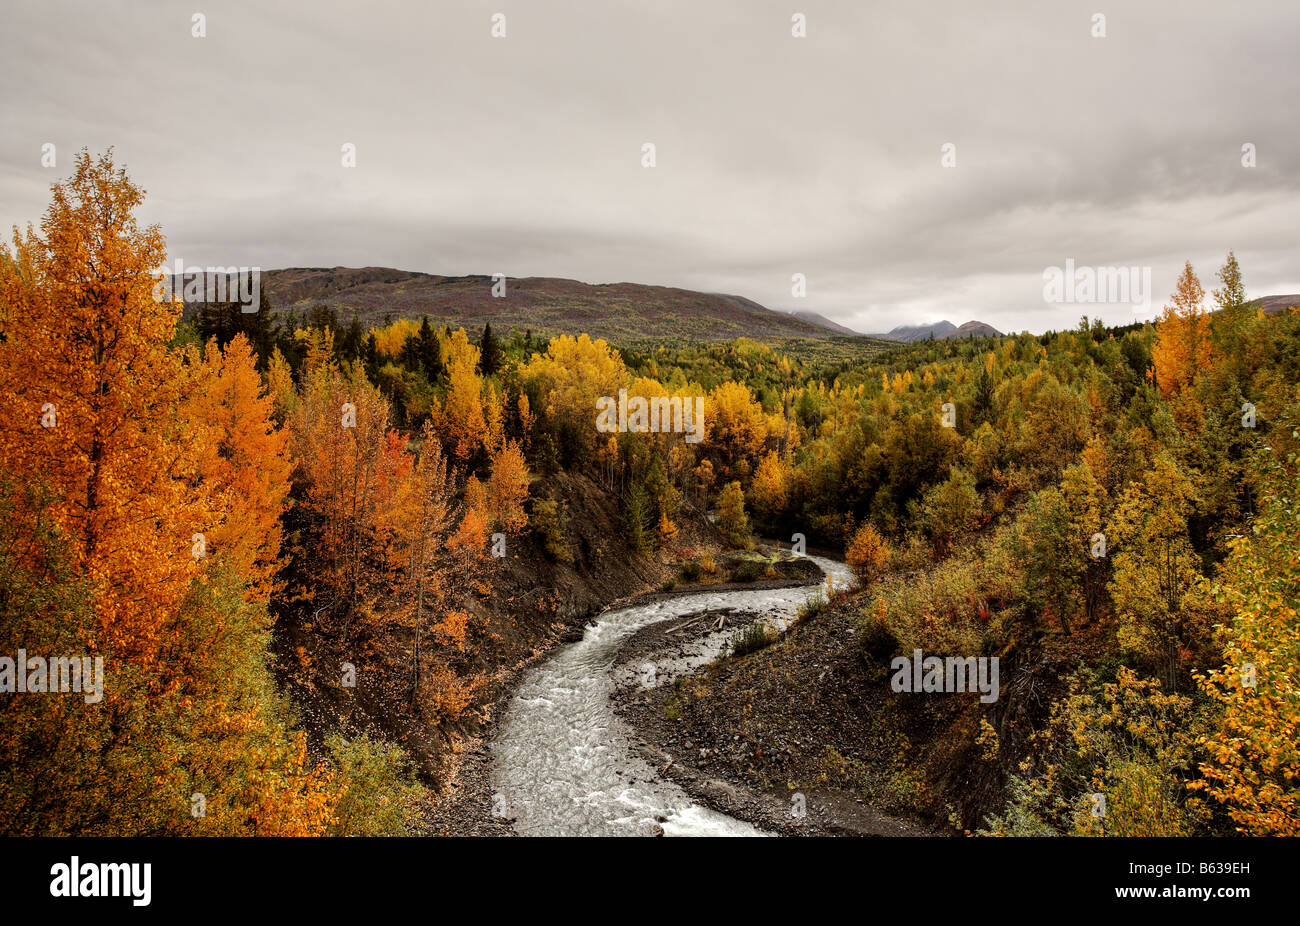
(530, 497, 574, 564)
(1194, 430, 1300, 834)
(717, 481, 751, 548)
(982, 668, 1211, 837)
(846, 522, 891, 586)
(324, 734, 425, 836)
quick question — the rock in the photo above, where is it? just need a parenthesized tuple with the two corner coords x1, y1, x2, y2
(650, 824, 665, 837)
(653, 813, 668, 823)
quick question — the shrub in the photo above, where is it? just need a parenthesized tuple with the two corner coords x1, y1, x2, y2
(529, 497, 574, 564)
(846, 522, 891, 586)
(325, 734, 425, 837)
(732, 620, 776, 656)
(858, 598, 900, 661)
(796, 587, 827, 624)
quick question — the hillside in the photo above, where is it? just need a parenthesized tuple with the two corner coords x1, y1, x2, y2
(253, 267, 850, 342)
(785, 309, 863, 336)
(1247, 294, 1300, 315)
(948, 320, 1003, 339)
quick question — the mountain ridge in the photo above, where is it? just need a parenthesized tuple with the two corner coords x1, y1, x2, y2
(868, 319, 1003, 342)
(247, 266, 855, 343)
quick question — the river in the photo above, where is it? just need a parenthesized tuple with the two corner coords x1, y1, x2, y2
(490, 554, 851, 836)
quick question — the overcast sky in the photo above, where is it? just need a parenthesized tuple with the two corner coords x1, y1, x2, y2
(2, 0, 1297, 335)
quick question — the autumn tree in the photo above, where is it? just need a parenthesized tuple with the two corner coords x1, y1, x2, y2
(1194, 447, 1300, 834)
(0, 149, 210, 660)
(0, 151, 336, 835)
(750, 450, 791, 528)
(289, 339, 414, 632)
(1152, 261, 1213, 398)
(1109, 452, 1214, 688)
(520, 333, 627, 461)
(438, 330, 488, 464)
(717, 480, 751, 548)
(487, 439, 530, 533)
(1020, 461, 1109, 634)
(919, 467, 978, 556)
(1209, 250, 1250, 385)
(644, 453, 681, 545)
(846, 522, 891, 586)
(706, 381, 770, 475)
(693, 458, 716, 506)
(382, 422, 457, 700)
(191, 333, 293, 604)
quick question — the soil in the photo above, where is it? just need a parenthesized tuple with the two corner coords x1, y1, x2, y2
(609, 579, 944, 836)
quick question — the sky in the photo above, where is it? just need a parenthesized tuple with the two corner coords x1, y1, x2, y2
(2, 0, 1297, 335)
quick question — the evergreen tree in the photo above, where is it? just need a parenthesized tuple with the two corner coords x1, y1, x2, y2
(340, 315, 364, 363)
(623, 484, 652, 555)
(972, 366, 995, 426)
(479, 322, 501, 377)
(363, 331, 379, 380)
(418, 316, 442, 381)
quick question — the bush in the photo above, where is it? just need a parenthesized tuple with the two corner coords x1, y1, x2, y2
(325, 734, 425, 837)
(679, 561, 703, 582)
(846, 522, 891, 586)
(858, 599, 900, 661)
(731, 560, 763, 583)
(796, 587, 827, 624)
(529, 497, 574, 564)
(731, 620, 776, 656)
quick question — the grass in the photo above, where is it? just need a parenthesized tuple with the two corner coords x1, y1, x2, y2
(731, 620, 777, 656)
(795, 588, 827, 624)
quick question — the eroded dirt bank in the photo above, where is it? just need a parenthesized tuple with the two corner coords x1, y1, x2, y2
(609, 580, 942, 836)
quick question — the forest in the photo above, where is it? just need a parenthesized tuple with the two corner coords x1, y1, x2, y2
(1, 151, 1296, 837)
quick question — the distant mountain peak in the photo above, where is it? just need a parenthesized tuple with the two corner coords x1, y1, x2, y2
(865, 319, 1001, 342)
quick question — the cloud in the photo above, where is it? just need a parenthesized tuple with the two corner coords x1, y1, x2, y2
(2, 0, 1296, 335)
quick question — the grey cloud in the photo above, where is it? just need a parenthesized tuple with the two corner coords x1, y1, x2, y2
(1, 0, 1296, 335)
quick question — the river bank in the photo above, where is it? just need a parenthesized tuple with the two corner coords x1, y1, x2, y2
(610, 601, 942, 836)
(422, 553, 822, 835)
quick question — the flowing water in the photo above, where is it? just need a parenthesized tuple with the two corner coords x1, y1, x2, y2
(491, 554, 851, 836)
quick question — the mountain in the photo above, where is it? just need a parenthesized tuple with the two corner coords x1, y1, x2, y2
(1246, 295, 1300, 316)
(244, 267, 853, 342)
(948, 320, 1003, 339)
(875, 320, 956, 341)
(784, 310, 863, 336)
(867, 319, 1001, 342)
